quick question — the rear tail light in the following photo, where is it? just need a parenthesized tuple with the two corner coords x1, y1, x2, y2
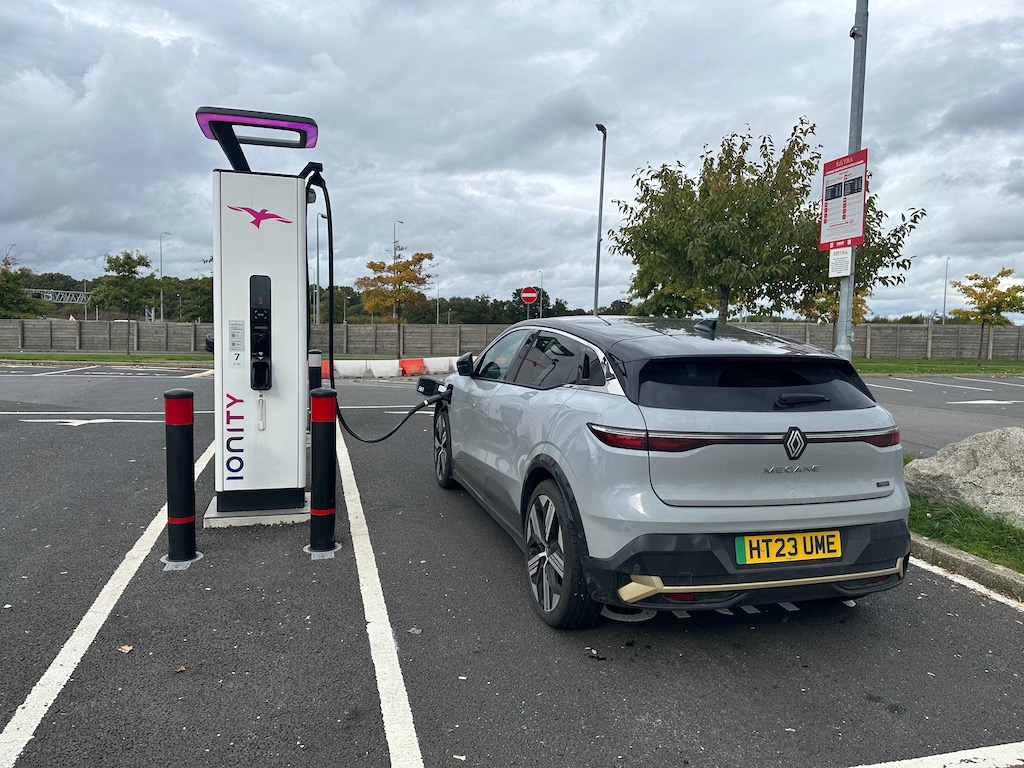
(861, 428, 900, 448)
(587, 424, 710, 452)
(587, 424, 901, 452)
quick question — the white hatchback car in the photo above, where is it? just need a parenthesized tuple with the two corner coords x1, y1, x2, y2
(430, 316, 910, 629)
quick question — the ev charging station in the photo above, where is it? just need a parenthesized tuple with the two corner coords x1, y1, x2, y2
(196, 107, 320, 522)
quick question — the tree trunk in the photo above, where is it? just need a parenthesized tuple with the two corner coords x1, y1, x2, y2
(717, 285, 730, 324)
(977, 320, 987, 361)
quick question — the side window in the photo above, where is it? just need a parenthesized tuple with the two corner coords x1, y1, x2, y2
(511, 333, 582, 389)
(474, 329, 533, 382)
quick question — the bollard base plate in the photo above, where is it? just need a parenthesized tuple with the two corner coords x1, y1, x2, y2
(203, 494, 311, 528)
(161, 551, 204, 571)
(303, 543, 342, 559)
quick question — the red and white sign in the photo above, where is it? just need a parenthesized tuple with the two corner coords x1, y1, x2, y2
(819, 148, 868, 251)
(520, 286, 538, 304)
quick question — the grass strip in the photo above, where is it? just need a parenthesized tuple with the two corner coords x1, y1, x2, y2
(855, 358, 1024, 375)
(909, 494, 1024, 574)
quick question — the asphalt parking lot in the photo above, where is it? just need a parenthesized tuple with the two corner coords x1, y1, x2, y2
(1, 365, 1023, 768)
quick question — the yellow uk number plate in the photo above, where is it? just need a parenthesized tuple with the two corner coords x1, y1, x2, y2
(735, 530, 842, 565)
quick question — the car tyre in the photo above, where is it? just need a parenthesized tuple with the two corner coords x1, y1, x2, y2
(525, 479, 600, 629)
(433, 407, 459, 490)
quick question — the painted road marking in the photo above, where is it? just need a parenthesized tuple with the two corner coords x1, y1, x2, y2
(888, 377, 992, 391)
(0, 441, 216, 768)
(336, 421, 425, 768)
(32, 366, 98, 376)
(954, 377, 1024, 388)
(946, 400, 1024, 406)
(866, 383, 914, 392)
(20, 418, 165, 426)
(848, 740, 1024, 768)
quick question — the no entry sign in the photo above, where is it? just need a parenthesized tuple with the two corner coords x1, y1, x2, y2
(819, 148, 868, 251)
(521, 286, 538, 304)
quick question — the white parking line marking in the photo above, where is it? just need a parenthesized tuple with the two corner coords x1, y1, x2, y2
(888, 377, 992, 391)
(847, 740, 1024, 768)
(910, 557, 1024, 613)
(954, 377, 1024, 388)
(946, 400, 1024, 405)
(0, 441, 216, 768)
(779, 602, 799, 612)
(32, 365, 98, 376)
(866, 383, 914, 392)
(739, 605, 760, 615)
(336, 422, 425, 768)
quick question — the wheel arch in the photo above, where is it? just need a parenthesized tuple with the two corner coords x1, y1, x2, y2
(521, 455, 592, 561)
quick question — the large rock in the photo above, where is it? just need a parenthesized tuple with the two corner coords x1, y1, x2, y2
(904, 427, 1024, 529)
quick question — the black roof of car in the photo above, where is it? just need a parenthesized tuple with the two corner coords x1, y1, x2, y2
(504, 316, 837, 364)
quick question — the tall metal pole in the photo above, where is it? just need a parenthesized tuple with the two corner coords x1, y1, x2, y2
(159, 231, 171, 323)
(538, 270, 544, 318)
(392, 220, 403, 320)
(317, 213, 327, 324)
(436, 272, 440, 325)
(835, 0, 868, 360)
(942, 256, 949, 324)
(594, 123, 607, 317)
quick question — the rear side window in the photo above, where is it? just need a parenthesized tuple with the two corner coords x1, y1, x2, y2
(512, 333, 581, 389)
(637, 357, 875, 411)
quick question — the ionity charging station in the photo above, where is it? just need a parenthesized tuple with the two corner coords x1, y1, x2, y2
(196, 107, 321, 522)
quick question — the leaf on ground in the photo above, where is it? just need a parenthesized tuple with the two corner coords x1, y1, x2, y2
(174, 665, 186, 673)
(408, 627, 423, 635)
(117, 645, 133, 654)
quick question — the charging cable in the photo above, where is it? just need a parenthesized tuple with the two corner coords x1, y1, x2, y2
(305, 171, 447, 443)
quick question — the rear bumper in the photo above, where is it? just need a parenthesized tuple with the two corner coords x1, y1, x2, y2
(582, 519, 911, 610)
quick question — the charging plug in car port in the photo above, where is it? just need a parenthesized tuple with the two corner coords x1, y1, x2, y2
(417, 376, 450, 402)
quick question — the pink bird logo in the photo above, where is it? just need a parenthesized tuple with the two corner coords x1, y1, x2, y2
(227, 205, 293, 228)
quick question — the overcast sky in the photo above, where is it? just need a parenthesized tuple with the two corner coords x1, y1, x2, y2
(2, 0, 1023, 322)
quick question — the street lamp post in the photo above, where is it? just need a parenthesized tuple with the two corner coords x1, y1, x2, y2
(942, 256, 950, 325)
(436, 271, 440, 325)
(393, 220, 403, 319)
(316, 213, 327, 324)
(159, 231, 171, 322)
(594, 124, 607, 317)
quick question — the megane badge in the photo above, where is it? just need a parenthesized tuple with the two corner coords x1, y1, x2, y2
(783, 427, 807, 461)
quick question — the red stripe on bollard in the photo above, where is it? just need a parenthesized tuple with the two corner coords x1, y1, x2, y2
(310, 507, 335, 516)
(167, 515, 196, 525)
(311, 392, 335, 423)
(165, 395, 193, 426)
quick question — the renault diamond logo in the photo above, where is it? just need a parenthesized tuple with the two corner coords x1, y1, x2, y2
(784, 427, 807, 461)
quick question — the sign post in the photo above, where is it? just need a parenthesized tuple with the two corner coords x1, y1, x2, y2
(821, 148, 868, 360)
(521, 285, 537, 320)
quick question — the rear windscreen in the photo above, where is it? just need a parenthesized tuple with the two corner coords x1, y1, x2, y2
(637, 357, 876, 412)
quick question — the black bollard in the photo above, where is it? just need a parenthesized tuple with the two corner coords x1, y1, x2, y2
(164, 389, 197, 561)
(308, 349, 322, 391)
(309, 387, 337, 552)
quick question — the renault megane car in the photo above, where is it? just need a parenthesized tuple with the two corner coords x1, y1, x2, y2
(431, 316, 910, 629)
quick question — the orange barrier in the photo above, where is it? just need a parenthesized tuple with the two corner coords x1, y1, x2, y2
(399, 358, 425, 376)
(321, 359, 331, 379)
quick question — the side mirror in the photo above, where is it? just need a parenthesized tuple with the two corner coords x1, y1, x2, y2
(456, 352, 474, 376)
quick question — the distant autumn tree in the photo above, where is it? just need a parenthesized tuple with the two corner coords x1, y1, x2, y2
(796, 288, 871, 325)
(950, 268, 1024, 359)
(356, 246, 435, 322)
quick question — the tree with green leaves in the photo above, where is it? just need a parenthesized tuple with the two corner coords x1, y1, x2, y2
(950, 268, 1024, 359)
(611, 118, 926, 322)
(87, 251, 158, 350)
(0, 256, 47, 319)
